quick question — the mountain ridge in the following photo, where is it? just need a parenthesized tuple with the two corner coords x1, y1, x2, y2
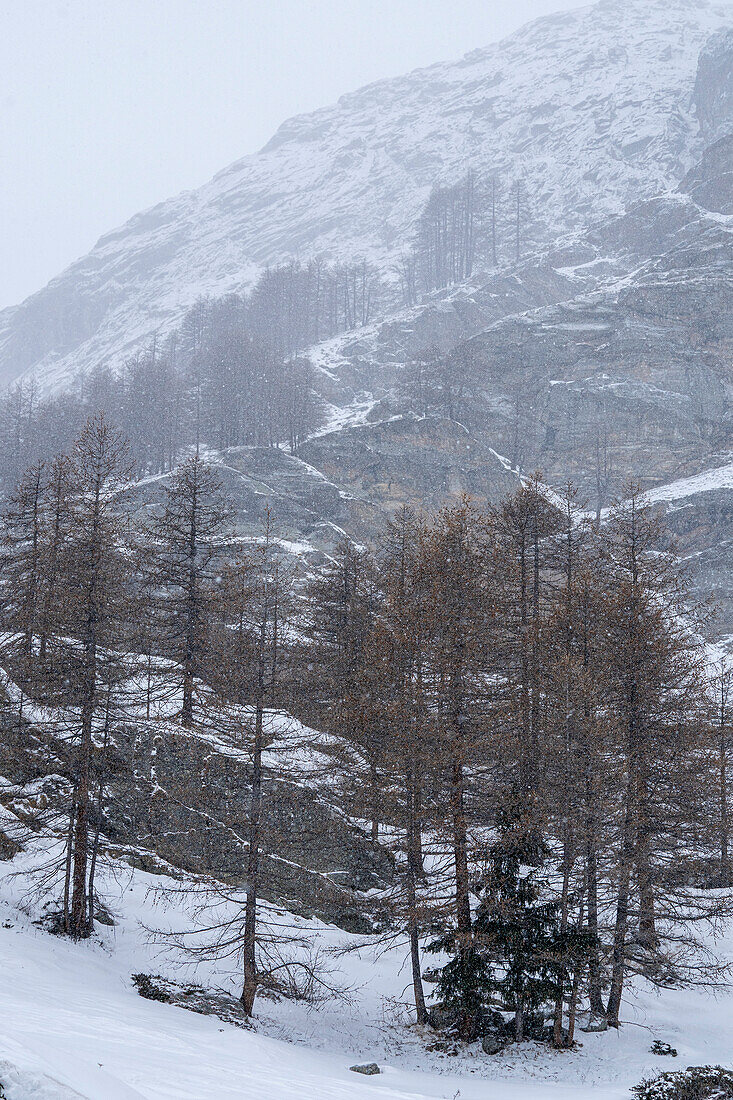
(1, 0, 730, 391)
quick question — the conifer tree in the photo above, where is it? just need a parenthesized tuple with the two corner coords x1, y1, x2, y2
(63, 414, 133, 938)
(306, 542, 387, 843)
(212, 510, 294, 1017)
(711, 660, 732, 886)
(474, 799, 593, 1044)
(376, 505, 433, 1024)
(37, 454, 74, 664)
(152, 455, 232, 726)
(601, 486, 711, 1025)
(419, 499, 494, 1040)
(1, 460, 47, 659)
(493, 476, 559, 808)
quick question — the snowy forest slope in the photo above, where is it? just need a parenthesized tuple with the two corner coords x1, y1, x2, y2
(0, 5, 733, 1092)
(0, 846, 731, 1100)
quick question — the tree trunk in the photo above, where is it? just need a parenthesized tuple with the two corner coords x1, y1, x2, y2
(182, 502, 198, 727)
(607, 769, 636, 1027)
(405, 757, 427, 1024)
(370, 758, 380, 845)
(69, 691, 94, 939)
(241, 691, 264, 1016)
(552, 832, 573, 1046)
(62, 797, 76, 932)
(515, 995, 525, 1042)
(585, 830, 605, 1016)
(87, 691, 111, 930)
(450, 745, 473, 1040)
(636, 766, 657, 953)
(567, 964, 582, 1046)
(719, 685, 730, 883)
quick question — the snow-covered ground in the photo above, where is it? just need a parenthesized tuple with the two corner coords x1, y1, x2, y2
(0, 844, 732, 1100)
(643, 461, 733, 507)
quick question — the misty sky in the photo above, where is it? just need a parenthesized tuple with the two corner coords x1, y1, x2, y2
(0, 0, 591, 310)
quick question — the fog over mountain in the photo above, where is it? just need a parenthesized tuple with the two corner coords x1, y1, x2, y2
(1, 0, 729, 389)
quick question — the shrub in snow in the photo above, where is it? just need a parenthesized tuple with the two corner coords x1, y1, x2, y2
(632, 1065, 733, 1099)
(650, 1041, 678, 1057)
(132, 973, 171, 1003)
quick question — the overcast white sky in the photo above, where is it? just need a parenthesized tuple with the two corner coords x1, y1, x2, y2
(0, 0, 591, 309)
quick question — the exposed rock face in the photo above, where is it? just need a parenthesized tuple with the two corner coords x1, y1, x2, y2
(649, 476, 733, 639)
(125, 449, 357, 571)
(112, 721, 392, 920)
(436, 230, 731, 628)
(680, 134, 733, 214)
(694, 28, 733, 144)
(457, 221, 731, 499)
(122, 412, 522, 576)
(286, 139, 733, 634)
(0, 702, 393, 927)
(300, 417, 518, 519)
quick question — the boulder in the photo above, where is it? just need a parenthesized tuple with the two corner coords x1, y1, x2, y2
(481, 1034, 505, 1055)
(650, 1040, 678, 1057)
(349, 1063, 381, 1075)
(428, 1004, 458, 1030)
(0, 830, 21, 861)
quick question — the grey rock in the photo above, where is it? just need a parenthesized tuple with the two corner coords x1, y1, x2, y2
(0, 830, 21, 861)
(650, 1040, 678, 1057)
(349, 1063, 381, 1075)
(481, 1034, 505, 1055)
(0, 708, 393, 931)
(694, 29, 733, 144)
(133, 974, 253, 1029)
(429, 1005, 458, 1030)
(679, 134, 733, 215)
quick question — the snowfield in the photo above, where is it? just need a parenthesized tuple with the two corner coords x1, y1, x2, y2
(643, 461, 733, 507)
(0, 846, 732, 1100)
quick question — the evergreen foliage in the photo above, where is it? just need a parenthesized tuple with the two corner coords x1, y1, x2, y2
(430, 797, 596, 1043)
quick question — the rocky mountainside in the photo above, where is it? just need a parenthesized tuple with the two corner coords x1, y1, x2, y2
(0, 666, 392, 928)
(0, 0, 730, 390)
(0, 0, 730, 632)
(281, 136, 732, 631)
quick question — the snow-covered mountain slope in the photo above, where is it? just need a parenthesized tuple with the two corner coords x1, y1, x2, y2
(645, 459, 733, 505)
(0, 0, 730, 390)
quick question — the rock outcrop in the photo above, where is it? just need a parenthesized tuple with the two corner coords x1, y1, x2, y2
(680, 134, 733, 215)
(694, 28, 733, 144)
